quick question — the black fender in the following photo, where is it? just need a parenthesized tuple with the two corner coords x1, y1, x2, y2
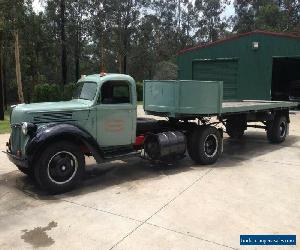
(26, 123, 103, 164)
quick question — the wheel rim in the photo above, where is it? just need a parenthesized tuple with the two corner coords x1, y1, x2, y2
(204, 134, 218, 158)
(279, 121, 287, 138)
(47, 151, 78, 184)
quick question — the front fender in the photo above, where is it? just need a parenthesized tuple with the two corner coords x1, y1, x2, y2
(26, 123, 103, 163)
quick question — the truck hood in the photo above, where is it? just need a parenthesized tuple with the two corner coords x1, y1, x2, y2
(14, 99, 92, 112)
(11, 99, 92, 124)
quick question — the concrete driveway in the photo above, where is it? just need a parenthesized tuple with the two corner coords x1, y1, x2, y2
(0, 110, 299, 249)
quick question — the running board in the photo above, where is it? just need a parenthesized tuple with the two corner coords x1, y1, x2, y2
(103, 151, 140, 161)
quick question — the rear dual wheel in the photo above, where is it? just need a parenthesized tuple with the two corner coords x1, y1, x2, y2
(187, 126, 222, 165)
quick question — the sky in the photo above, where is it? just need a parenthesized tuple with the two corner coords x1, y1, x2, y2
(32, 0, 235, 18)
(222, 0, 235, 18)
(32, 0, 44, 13)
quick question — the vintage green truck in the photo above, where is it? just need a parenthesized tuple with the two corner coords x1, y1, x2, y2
(5, 73, 298, 193)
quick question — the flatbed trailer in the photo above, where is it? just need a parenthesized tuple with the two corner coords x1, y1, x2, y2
(143, 80, 297, 118)
(140, 79, 298, 165)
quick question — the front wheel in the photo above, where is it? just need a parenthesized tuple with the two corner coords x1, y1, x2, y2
(17, 166, 34, 178)
(187, 126, 222, 165)
(34, 141, 85, 194)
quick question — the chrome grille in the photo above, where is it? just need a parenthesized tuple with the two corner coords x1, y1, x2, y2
(10, 125, 21, 153)
(33, 112, 74, 123)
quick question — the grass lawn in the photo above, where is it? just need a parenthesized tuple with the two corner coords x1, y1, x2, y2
(0, 111, 11, 134)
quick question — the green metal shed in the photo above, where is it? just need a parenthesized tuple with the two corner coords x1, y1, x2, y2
(177, 30, 300, 101)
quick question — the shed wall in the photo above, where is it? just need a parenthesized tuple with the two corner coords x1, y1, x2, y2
(178, 33, 300, 100)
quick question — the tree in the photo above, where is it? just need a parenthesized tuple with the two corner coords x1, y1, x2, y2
(232, 0, 255, 32)
(280, 0, 300, 32)
(14, 30, 24, 103)
(5, 0, 28, 103)
(256, 3, 283, 31)
(153, 61, 178, 80)
(68, 0, 89, 81)
(0, 25, 4, 119)
(60, 0, 67, 85)
(232, 0, 300, 33)
(194, 0, 229, 42)
(107, 0, 142, 74)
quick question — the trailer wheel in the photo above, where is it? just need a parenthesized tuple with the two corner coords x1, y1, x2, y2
(187, 126, 222, 165)
(267, 115, 288, 143)
(34, 141, 85, 194)
(226, 116, 246, 139)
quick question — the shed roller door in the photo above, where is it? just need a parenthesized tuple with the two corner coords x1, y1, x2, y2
(192, 60, 238, 100)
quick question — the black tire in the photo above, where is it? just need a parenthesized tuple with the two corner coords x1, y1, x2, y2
(34, 141, 85, 194)
(226, 116, 246, 139)
(267, 115, 288, 143)
(17, 166, 34, 177)
(187, 126, 222, 165)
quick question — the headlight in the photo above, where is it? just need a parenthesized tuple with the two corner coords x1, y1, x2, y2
(21, 122, 37, 135)
(21, 122, 28, 135)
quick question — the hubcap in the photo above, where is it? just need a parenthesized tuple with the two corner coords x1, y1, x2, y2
(204, 134, 218, 158)
(47, 151, 78, 184)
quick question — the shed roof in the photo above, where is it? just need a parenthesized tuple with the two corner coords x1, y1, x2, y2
(178, 30, 300, 55)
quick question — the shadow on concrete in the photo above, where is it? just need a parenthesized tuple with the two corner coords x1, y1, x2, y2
(222, 132, 300, 161)
(4, 131, 300, 199)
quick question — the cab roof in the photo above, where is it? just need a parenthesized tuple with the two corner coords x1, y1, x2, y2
(78, 73, 135, 85)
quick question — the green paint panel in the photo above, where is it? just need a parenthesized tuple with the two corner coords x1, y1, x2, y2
(178, 32, 300, 101)
(143, 80, 223, 117)
(192, 59, 238, 100)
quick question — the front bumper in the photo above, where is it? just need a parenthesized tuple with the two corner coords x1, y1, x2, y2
(4, 149, 28, 168)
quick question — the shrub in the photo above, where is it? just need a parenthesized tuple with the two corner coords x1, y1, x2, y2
(153, 61, 178, 80)
(62, 83, 77, 101)
(33, 84, 62, 103)
(136, 82, 143, 102)
(32, 83, 77, 103)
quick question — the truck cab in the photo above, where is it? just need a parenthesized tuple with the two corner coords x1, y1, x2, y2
(6, 73, 138, 193)
(87, 73, 137, 147)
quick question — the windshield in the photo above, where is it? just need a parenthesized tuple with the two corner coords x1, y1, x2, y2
(73, 81, 97, 101)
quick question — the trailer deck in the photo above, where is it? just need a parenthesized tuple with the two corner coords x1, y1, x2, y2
(143, 80, 298, 118)
(221, 100, 297, 113)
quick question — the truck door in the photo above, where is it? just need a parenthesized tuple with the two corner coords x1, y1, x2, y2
(96, 80, 136, 146)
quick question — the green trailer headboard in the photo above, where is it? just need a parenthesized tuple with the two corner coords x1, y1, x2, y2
(143, 80, 223, 118)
